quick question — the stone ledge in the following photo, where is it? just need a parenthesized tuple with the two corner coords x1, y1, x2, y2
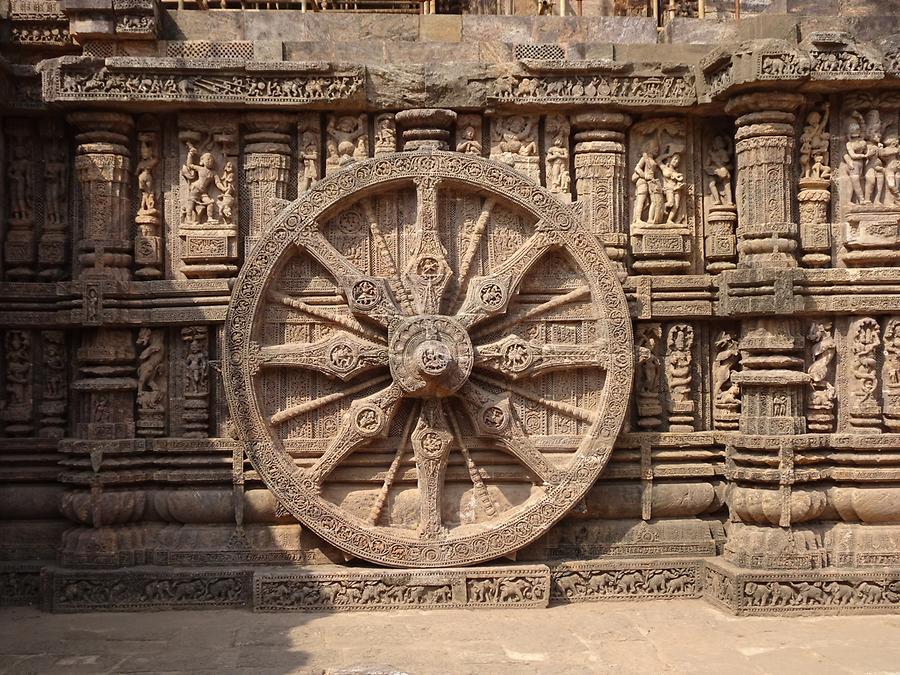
(38, 564, 551, 611)
(254, 564, 550, 611)
(43, 566, 253, 612)
(24, 559, 900, 614)
(704, 559, 900, 615)
(550, 557, 705, 602)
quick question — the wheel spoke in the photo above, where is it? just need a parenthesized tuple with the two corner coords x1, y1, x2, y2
(361, 198, 415, 314)
(269, 289, 386, 344)
(474, 336, 608, 380)
(472, 373, 598, 425)
(249, 335, 388, 381)
(457, 381, 561, 485)
(452, 197, 496, 308)
(295, 228, 402, 327)
(410, 399, 453, 539)
(470, 285, 590, 341)
(403, 177, 453, 315)
(456, 230, 557, 329)
(307, 382, 405, 486)
(367, 402, 419, 526)
(446, 405, 496, 517)
(269, 374, 391, 427)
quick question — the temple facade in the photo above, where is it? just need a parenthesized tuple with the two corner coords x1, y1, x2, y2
(3, 0, 900, 615)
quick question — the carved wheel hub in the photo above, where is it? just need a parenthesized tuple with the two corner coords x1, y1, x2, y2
(224, 151, 633, 568)
(390, 315, 473, 398)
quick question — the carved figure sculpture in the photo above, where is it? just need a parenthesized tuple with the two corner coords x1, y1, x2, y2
(665, 324, 695, 431)
(635, 324, 662, 430)
(705, 135, 733, 206)
(374, 115, 396, 155)
(805, 320, 836, 432)
(851, 318, 880, 406)
(546, 134, 570, 194)
(456, 125, 482, 155)
(44, 144, 68, 227)
(637, 341, 660, 396)
(659, 148, 686, 224)
(136, 328, 165, 413)
(7, 136, 33, 223)
(299, 130, 319, 193)
(808, 321, 836, 388)
(217, 161, 236, 226)
(800, 105, 831, 179)
(843, 111, 874, 205)
(882, 131, 900, 206)
(713, 331, 740, 406)
(631, 139, 662, 224)
(136, 135, 159, 216)
(666, 325, 693, 403)
(885, 320, 900, 387)
(4, 331, 31, 408)
(864, 109, 885, 205)
(496, 116, 537, 160)
(182, 144, 217, 224)
(327, 115, 367, 170)
(184, 329, 209, 396)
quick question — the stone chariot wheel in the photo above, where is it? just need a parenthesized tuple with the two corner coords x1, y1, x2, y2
(224, 151, 633, 568)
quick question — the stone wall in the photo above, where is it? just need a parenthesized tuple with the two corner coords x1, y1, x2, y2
(2, 2, 900, 615)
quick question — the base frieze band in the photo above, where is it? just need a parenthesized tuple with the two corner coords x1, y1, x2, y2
(704, 559, 900, 616)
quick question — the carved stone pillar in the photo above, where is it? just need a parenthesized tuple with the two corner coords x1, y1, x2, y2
(724, 92, 822, 570)
(68, 112, 134, 282)
(725, 92, 804, 269)
(395, 109, 456, 152)
(732, 319, 808, 437)
(242, 112, 292, 255)
(571, 112, 631, 277)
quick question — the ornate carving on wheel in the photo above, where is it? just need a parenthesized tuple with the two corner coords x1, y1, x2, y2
(224, 151, 632, 568)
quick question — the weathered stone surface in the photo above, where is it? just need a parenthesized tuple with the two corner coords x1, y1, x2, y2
(5, 2, 900, 620)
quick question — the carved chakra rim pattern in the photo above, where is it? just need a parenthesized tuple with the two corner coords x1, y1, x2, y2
(224, 151, 633, 568)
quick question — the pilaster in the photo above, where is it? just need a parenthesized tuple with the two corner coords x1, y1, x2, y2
(724, 91, 822, 569)
(571, 112, 631, 278)
(242, 112, 292, 256)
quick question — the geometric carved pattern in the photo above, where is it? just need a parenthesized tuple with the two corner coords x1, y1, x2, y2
(224, 151, 633, 568)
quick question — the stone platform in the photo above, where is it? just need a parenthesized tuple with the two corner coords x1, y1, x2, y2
(21, 558, 900, 616)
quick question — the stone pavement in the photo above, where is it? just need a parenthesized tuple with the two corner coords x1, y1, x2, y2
(1, 600, 900, 675)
